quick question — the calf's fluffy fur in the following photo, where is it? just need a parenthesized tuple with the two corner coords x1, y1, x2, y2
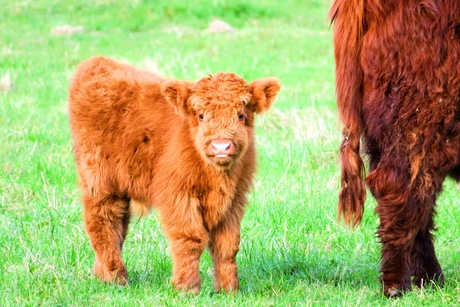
(68, 56, 280, 292)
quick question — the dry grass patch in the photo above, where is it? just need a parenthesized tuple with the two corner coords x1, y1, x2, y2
(0, 71, 12, 93)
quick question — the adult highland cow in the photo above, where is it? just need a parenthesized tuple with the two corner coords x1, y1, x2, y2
(68, 56, 280, 293)
(330, 0, 460, 297)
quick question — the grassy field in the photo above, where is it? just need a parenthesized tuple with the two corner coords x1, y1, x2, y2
(1, 0, 460, 306)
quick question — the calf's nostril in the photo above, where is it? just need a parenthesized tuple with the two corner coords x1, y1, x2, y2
(212, 142, 230, 152)
(211, 139, 234, 155)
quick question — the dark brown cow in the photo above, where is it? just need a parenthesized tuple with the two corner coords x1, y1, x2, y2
(330, 0, 460, 297)
(68, 56, 280, 292)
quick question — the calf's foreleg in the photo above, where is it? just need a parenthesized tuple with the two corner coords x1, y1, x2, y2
(160, 197, 209, 293)
(208, 203, 245, 292)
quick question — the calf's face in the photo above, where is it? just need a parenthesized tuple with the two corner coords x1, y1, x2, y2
(162, 73, 280, 170)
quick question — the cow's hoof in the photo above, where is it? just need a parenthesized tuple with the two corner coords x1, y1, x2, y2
(414, 271, 444, 288)
(386, 288, 402, 298)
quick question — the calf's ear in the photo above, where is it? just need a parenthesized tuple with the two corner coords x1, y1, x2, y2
(161, 80, 192, 118)
(249, 78, 281, 113)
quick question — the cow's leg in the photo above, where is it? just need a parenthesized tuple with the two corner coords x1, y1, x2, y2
(208, 203, 244, 292)
(368, 161, 444, 297)
(160, 197, 208, 293)
(376, 207, 415, 297)
(83, 194, 131, 285)
(412, 214, 444, 288)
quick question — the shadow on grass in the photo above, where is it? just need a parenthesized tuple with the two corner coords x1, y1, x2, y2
(237, 240, 380, 295)
(106, 239, 380, 296)
(95, 241, 457, 302)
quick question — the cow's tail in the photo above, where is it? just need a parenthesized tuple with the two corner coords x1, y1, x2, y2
(329, 0, 366, 227)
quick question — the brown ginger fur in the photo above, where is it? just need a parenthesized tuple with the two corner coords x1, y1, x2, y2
(330, 0, 460, 297)
(68, 56, 281, 292)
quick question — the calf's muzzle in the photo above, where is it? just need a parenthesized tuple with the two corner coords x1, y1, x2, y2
(206, 138, 236, 158)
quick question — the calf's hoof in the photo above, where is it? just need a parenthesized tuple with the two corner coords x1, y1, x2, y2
(93, 261, 129, 286)
(172, 276, 201, 294)
(214, 280, 239, 293)
(173, 282, 200, 294)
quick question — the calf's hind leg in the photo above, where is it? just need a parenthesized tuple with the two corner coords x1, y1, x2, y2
(83, 194, 131, 285)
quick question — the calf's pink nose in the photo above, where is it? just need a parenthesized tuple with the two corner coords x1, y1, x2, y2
(210, 139, 236, 156)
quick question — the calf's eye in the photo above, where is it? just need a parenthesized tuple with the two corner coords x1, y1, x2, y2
(238, 113, 245, 121)
(198, 114, 204, 121)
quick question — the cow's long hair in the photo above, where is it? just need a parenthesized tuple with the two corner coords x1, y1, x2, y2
(330, 0, 367, 227)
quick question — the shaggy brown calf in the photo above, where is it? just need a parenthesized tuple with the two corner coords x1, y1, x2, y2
(330, 0, 460, 297)
(68, 56, 280, 292)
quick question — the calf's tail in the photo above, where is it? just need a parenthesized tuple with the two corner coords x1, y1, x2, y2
(329, 0, 366, 227)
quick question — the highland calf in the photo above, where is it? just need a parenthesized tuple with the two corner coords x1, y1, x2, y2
(330, 0, 460, 297)
(68, 56, 280, 292)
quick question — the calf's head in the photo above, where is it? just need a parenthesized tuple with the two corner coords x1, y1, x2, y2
(162, 73, 280, 170)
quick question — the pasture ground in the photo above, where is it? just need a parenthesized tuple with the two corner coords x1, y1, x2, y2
(1, 0, 459, 305)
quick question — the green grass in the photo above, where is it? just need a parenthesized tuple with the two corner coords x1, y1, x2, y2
(1, 0, 460, 306)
